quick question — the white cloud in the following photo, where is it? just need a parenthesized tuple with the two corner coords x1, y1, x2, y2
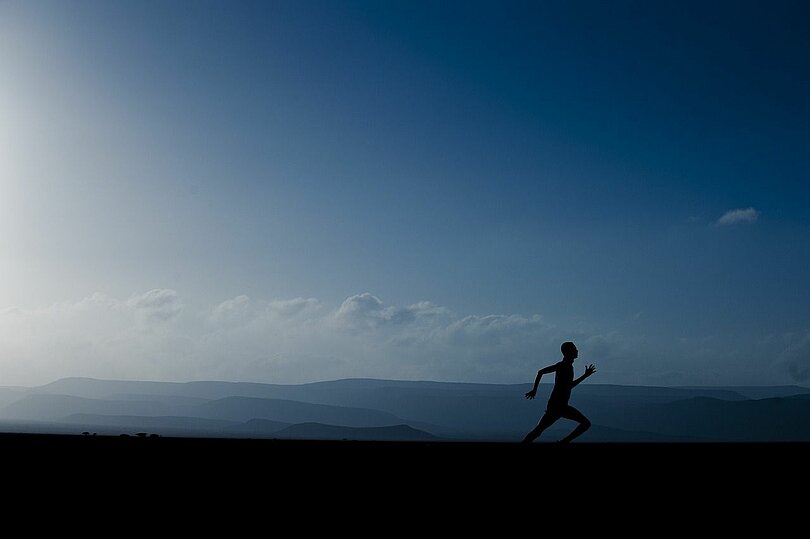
(716, 207, 759, 226)
(334, 293, 386, 329)
(127, 289, 182, 323)
(441, 314, 548, 349)
(0, 288, 790, 387)
(334, 293, 446, 331)
(268, 297, 320, 318)
(0, 290, 568, 384)
(209, 294, 252, 325)
(0, 290, 188, 384)
(209, 295, 321, 326)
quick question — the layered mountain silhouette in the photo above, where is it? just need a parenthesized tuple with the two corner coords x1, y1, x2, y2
(272, 422, 436, 441)
(0, 377, 808, 441)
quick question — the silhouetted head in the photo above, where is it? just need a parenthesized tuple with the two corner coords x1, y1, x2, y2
(561, 341, 578, 360)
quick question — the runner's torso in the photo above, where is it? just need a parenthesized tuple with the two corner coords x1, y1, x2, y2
(548, 361, 574, 408)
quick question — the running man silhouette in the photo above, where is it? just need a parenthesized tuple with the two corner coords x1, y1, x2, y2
(522, 341, 596, 443)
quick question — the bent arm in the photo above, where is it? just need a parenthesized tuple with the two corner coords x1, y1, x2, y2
(530, 364, 557, 392)
(572, 365, 596, 388)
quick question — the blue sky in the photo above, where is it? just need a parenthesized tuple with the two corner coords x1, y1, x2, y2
(1, 1, 808, 386)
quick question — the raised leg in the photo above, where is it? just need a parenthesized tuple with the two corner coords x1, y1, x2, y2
(558, 406, 591, 443)
(522, 412, 559, 443)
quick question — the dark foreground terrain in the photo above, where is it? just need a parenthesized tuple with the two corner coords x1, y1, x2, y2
(6, 432, 804, 525)
(6, 432, 805, 486)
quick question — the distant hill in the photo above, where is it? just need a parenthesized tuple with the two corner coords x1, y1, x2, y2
(0, 387, 31, 408)
(0, 393, 418, 431)
(684, 385, 810, 400)
(1, 394, 195, 421)
(3, 377, 808, 442)
(227, 418, 293, 436)
(36, 377, 298, 401)
(272, 422, 436, 441)
(61, 413, 240, 433)
(628, 396, 810, 441)
(190, 396, 412, 428)
(106, 393, 212, 406)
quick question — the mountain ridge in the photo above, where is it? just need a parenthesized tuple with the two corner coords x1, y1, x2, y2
(2, 377, 808, 442)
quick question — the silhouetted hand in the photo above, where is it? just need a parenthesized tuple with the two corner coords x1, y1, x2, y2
(525, 389, 537, 400)
(584, 364, 596, 377)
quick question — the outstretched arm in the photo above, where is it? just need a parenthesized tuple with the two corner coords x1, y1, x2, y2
(525, 364, 557, 399)
(572, 364, 596, 388)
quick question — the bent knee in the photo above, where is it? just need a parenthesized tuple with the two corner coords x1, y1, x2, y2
(581, 418, 592, 429)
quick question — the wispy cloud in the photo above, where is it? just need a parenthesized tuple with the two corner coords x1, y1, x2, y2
(334, 293, 447, 331)
(0, 289, 622, 385)
(127, 289, 182, 323)
(2, 289, 780, 386)
(716, 207, 760, 226)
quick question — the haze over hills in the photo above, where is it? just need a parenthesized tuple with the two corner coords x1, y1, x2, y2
(0, 378, 808, 442)
(272, 423, 437, 441)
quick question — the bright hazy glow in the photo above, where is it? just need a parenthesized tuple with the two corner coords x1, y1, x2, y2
(0, 2, 809, 387)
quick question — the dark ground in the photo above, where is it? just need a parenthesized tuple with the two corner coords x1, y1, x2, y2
(5, 432, 803, 522)
(6, 432, 804, 482)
